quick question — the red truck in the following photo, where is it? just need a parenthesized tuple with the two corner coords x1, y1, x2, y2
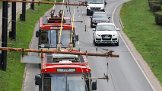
(36, 14, 78, 49)
(35, 49, 97, 91)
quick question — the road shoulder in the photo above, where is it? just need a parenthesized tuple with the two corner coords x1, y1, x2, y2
(117, 2, 162, 91)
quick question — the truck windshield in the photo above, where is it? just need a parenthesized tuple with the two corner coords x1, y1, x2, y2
(46, 54, 85, 63)
(39, 30, 71, 48)
(43, 74, 87, 91)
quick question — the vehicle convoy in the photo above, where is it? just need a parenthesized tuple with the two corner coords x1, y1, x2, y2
(35, 49, 98, 91)
(90, 11, 110, 28)
(86, 0, 107, 16)
(93, 23, 120, 46)
(36, 13, 78, 49)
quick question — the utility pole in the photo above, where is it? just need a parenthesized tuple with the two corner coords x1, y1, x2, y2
(20, 0, 26, 21)
(9, 2, 16, 40)
(0, 1, 8, 71)
(30, 0, 34, 10)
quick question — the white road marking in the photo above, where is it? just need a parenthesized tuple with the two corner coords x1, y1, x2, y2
(112, 1, 156, 91)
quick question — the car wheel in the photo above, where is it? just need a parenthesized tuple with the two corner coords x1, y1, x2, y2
(115, 41, 119, 46)
(91, 23, 94, 28)
(93, 39, 98, 46)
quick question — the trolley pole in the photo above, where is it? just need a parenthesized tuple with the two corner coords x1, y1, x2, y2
(0, 1, 8, 71)
(9, 2, 16, 40)
(20, 0, 26, 21)
(30, 0, 34, 10)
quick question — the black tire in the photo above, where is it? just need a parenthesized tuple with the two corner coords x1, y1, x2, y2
(93, 39, 97, 46)
(87, 9, 90, 16)
(115, 41, 119, 46)
(91, 23, 94, 28)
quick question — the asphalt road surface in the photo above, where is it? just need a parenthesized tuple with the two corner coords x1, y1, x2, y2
(23, 0, 154, 91)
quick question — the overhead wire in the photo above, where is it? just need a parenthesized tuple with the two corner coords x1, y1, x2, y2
(70, 9, 75, 47)
(1, 1, 162, 55)
(58, 0, 65, 45)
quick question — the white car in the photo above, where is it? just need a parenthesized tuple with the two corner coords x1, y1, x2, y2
(93, 23, 120, 46)
(86, 0, 107, 16)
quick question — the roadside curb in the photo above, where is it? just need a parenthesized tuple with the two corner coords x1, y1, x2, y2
(21, 7, 53, 91)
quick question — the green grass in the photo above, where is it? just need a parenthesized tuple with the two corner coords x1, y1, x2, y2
(121, 0, 162, 84)
(0, 4, 53, 91)
(0, 2, 2, 8)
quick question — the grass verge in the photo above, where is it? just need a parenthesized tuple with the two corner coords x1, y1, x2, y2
(121, 0, 162, 84)
(0, 2, 2, 8)
(0, 3, 53, 91)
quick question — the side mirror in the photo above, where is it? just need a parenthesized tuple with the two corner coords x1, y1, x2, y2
(104, 1, 107, 6)
(75, 34, 79, 41)
(116, 28, 120, 31)
(92, 81, 97, 90)
(35, 74, 42, 85)
(93, 28, 96, 31)
(85, 1, 87, 5)
(36, 31, 39, 37)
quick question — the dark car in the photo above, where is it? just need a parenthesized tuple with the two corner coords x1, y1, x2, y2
(90, 12, 110, 28)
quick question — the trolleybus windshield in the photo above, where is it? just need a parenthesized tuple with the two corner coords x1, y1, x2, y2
(43, 74, 87, 91)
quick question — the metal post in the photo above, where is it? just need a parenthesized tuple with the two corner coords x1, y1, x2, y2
(20, 0, 26, 21)
(30, 0, 34, 10)
(9, 2, 16, 40)
(0, 1, 8, 71)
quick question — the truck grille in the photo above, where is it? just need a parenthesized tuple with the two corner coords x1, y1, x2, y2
(101, 35, 112, 40)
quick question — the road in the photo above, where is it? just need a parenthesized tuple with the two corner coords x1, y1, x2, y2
(23, 0, 156, 91)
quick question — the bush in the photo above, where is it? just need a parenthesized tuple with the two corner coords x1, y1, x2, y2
(155, 11, 162, 25)
(148, 0, 161, 5)
(160, 0, 162, 4)
(150, 3, 161, 12)
(148, 0, 161, 11)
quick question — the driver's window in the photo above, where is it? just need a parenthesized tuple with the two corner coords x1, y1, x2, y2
(40, 32, 48, 44)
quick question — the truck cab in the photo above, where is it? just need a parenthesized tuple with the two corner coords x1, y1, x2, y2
(86, 0, 107, 16)
(36, 16, 78, 49)
(35, 51, 97, 91)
